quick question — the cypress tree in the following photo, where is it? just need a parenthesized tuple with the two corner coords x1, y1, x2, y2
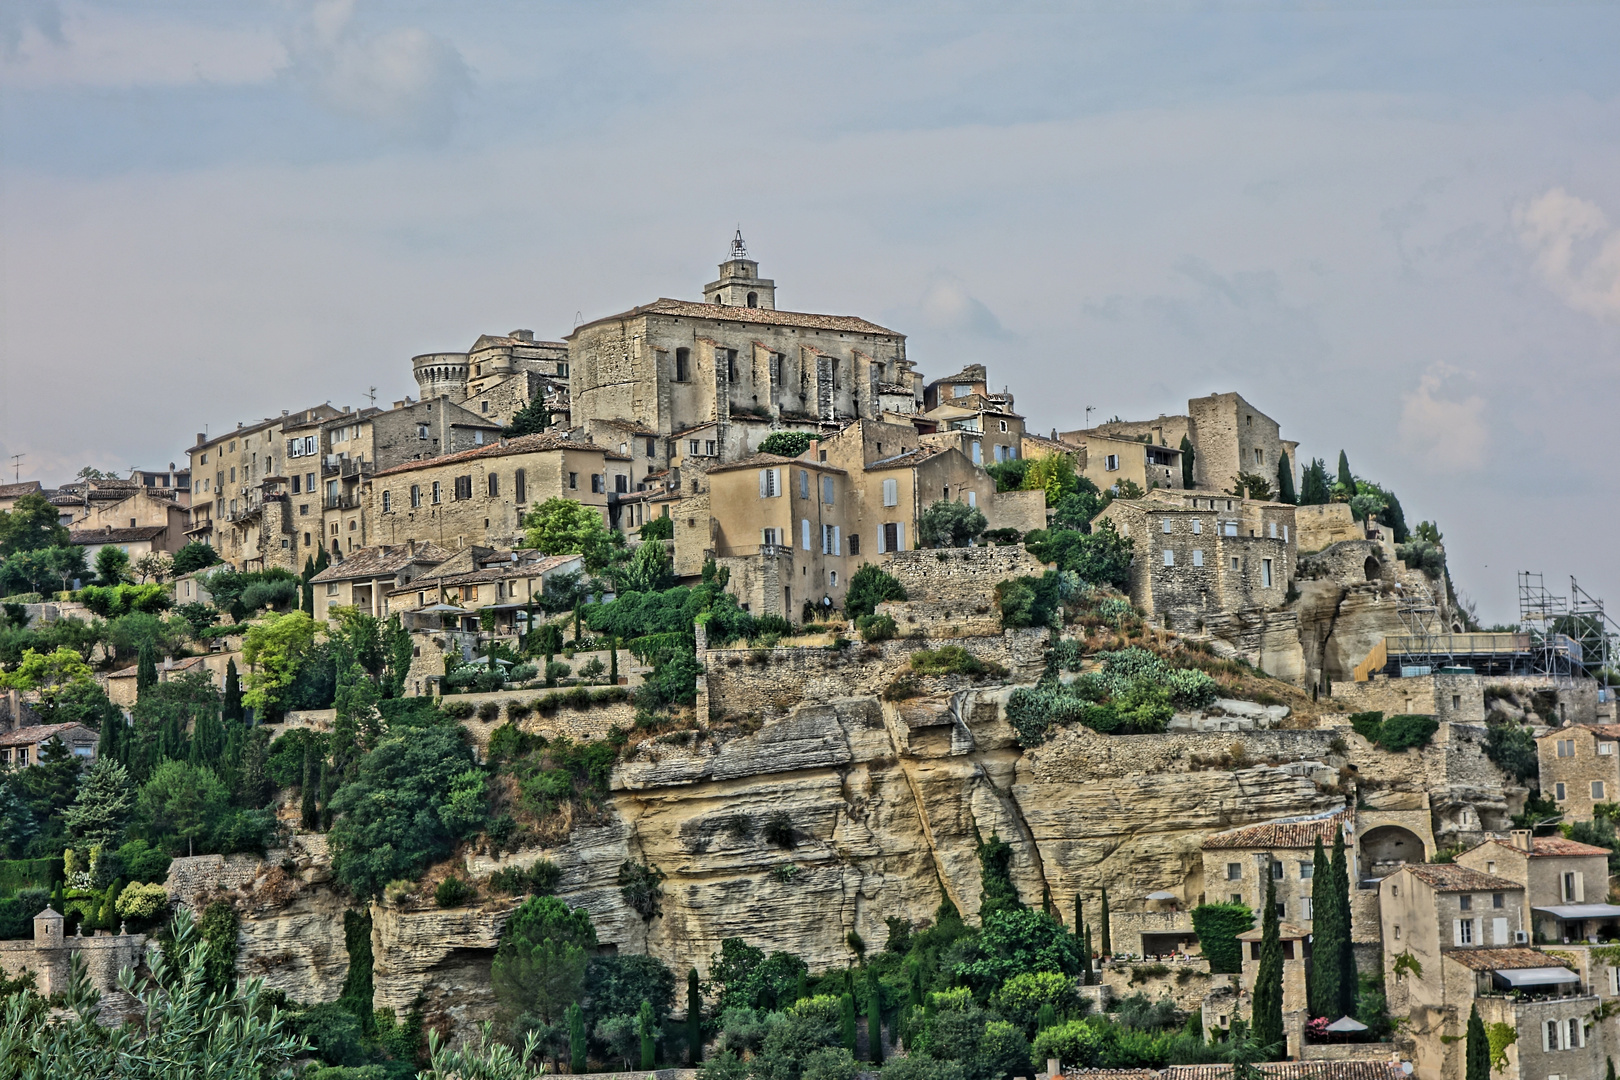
(1608, 1057, 1617, 1080)
(1465, 1004, 1489, 1080)
(839, 992, 857, 1053)
(1083, 926, 1095, 985)
(300, 745, 318, 830)
(1251, 870, 1285, 1057)
(319, 758, 334, 831)
(1074, 893, 1084, 943)
(1036, 1002, 1056, 1033)
(314, 546, 330, 575)
(99, 712, 124, 767)
(1330, 828, 1356, 1018)
(795, 969, 809, 1004)
(222, 659, 244, 724)
(1276, 452, 1297, 505)
(638, 999, 656, 1069)
(867, 965, 884, 1064)
(569, 1001, 587, 1073)
(1306, 836, 1340, 1018)
(1099, 888, 1112, 957)
(136, 642, 157, 698)
(609, 637, 619, 684)
(908, 958, 924, 1009)
(687, 968, 703, 1065)
(1042, 883, 1055, 919)
(1336, 450, 1353, 493)
(1180, 436, 1196, 489)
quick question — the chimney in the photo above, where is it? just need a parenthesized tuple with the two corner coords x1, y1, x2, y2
(195, 432, 206, 446)
(1510, 829, 1533, 852)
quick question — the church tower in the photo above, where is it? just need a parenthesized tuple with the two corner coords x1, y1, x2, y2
(703, 231, 776, 309)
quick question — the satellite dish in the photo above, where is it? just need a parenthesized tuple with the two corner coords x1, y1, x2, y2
(1402, 1063, 1414, 1075)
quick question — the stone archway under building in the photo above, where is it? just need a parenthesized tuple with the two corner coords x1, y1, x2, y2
(1364, 556, 1381, 581)
(1360, 824, 1424, 879)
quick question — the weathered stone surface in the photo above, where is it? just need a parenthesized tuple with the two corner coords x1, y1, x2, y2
(237, 886, 353, 1003)
(371, 898, 521, 1029)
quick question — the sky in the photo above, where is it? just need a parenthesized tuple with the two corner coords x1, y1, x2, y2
(2, 1, 1618, 625)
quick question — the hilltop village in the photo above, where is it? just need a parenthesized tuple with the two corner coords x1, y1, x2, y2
(0, 239, 1616, 1080)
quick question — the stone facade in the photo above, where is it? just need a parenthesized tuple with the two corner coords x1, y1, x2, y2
(1329, 672, 1487, 728)
(1536, 723, 1620, 823)
(1296, 503, 1364, 551)
(1090, 392, 1299, 496)
(0, 908, 146, 1002)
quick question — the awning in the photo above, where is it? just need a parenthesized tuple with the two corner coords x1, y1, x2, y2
(1532, 905, 1620, 920)
(1325, 1016, 1368, 1033)
(1495, 966, 1581, 987)
(1146, 891, 1178, 901)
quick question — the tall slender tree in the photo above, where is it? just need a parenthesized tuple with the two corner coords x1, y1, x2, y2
(638, 999, 656, 1070)
(1099, 888, 1112, 957)
(1180, 436, 1196, 489)
(569, 1001, 587, 1073)
(839, 992, 857, 1053)
(1330, 828, 1357, 1017)
(687, 968, 702, 1065)
(1306, 836, 1341, 1018)
(1083, 926, 1095, 985)
(1336, 451, 1354, 493)
(1276, 452, 1297, 505)
(1251, 870, 1285, 1057)
(1464, 1004, 1489, 1080)
(136, 641, 158, 698)
(300, 745, 318, 831)
(867, 965, 884, 1064)
(222, 659, 244, 725)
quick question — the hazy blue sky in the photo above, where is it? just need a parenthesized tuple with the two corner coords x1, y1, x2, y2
(3, 1, 1618, 623)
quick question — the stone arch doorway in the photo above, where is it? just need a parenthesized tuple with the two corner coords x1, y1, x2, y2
(1361, 825, 1424, 877)
(1364, 556, 1381, 581)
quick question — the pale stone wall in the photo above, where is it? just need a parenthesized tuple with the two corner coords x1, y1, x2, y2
(1187, 392, 1288, 495)
(1537, 724, 1620, 823)
(1329, 672, 1487, 727)
(1295, 503, 1362, 551)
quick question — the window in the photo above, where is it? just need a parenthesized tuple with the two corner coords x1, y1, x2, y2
(645, 438, 656, 457)
(799, 470, 809, 498)
(1269, 521, 1277, 538)
(882, 522, 903, 552)
(1456, 918, 1473, 945)
(1300, 897, 1313, 920)
(569, 472, 578, 489)
(675, 348, 690, 382)
(1262, 558, 1273, 588)
(762, 528, 779, 547)
(1492, 892, 1504, 909)
(1104, 454, 1119, 471)
(1192, 518, 1202, 534)
(1283, 525, 1288, 542)
(706, 440, 716, 456)
(515, 469, 526, 503)
(418, 424, 429, 440)
(760, 469, 782, 498)
(1299, 861, 1313, 879)
(1275, 902, 1286, 919)
(882, 478, 899, 507)
(971, 441, 982, 464)
(848, 534, 860, 555)
(1558, 739, 1575, 757)
(822, 476, 834, 504)
(1603, 742, 1615, 756)
(1569, 1017, 1583, 1049)
(431, 481, 442, 504)
(1459, 894, 1472, 911)
(486, 473, 498, 497)
(1222, 520, 1238, 537)
(326, 583, 340, 596)
(967, 490, 976, 507)
(801, 519, 811, 551)
(723, 349, 737, 382)
(1271, 862, 1284, 880)
(591, 474, 604, 494)
(1231, 556, 1241, 571)
(454, 475, 472, 500)
(1163, 550, 1174, 567)
(1596, 781, 1607, 800)
(823, 524, 841, 555)
(410, 485, 421, 508)
(689, 439, 700, 456)
(1227, 863, 1242, 881)
(1556, 782, 1567, 800)
(1193, 549, 1204, 567)
(1254, 448, 1263, 465)
(1545, 1019, 1559, 1052)
(1564, 871, 1582, 901)
(1162, 518, 1173, 534)
(382, 491, 391, 513)
(615, 474, 628, 494)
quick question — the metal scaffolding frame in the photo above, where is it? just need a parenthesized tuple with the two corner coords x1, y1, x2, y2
(1571, 575, 1619, 675)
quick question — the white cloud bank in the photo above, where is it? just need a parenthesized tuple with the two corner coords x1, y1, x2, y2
(1516, 187, 1620, 323)
(1399, 365, 1488, 472)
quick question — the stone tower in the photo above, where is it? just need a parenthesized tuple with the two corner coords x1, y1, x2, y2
(703, 231, 776, 310)
(412, 352, 471, 403)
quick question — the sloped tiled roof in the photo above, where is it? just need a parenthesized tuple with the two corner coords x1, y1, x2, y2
(1482, 836, 1612, 858)
(708, 452, 846, 476)
(1161, 1066, 1404, 1079)
(0, 481, 42, 499)
(569, 298, 901, 337)
(1443, 947, 1563, 971)
(310, 542, 453, 583)
(373, 433, 607, 478)
(1201, 812, 1344, 850)
(1402, 863, 1522, 892)
(68, 526, 167, 545)
(868, 445, 951, 470)
(0, 723, 96, 749)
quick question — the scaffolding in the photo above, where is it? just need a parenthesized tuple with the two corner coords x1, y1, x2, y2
(1518, 571, 1580, 682)
(1570, 575, 1619, 675)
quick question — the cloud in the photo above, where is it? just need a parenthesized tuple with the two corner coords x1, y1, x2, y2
(916, 278, 1013, 340)
(0, 4, 283, 87)
(1515, 187, 1620, 322)
(0, 0, 59, 58)
(285, 0, 469, 140)
(1398, 366, 1488, 471)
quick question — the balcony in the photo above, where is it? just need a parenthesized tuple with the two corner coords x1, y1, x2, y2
(324, 495, 361, 512)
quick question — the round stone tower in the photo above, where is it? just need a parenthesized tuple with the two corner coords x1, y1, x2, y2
(412, 352, 470, 403)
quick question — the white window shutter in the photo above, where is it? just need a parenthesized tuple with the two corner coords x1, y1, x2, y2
(1493, 917, 1508, 944)
(759, 470, 769, 497)
(1576, 872, 1586, 902)
(834, 526, 841, 555)
(897, 523, 905, 550)
(1543, 1021, 1552, 1052)
(802, 519, 810, 551)
(1453, 919, 1463, 947)
(774, 468, 783, 496)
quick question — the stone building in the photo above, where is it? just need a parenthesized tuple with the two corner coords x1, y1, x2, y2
(1535, 724, 1620, 824)
(0, 721, 97, 766)
(366, 431, 613, 552)
(308, 542, 452, 622)
(1454, 831, 1617, 944)
(412, 329, 570, 428)
(920, 364, 1024, 465)
(1050, 428, 1185, 493)
(1089, 392, 1300, 495)
(385, 550, 584, 634)
(0, 480, 43, 514)
(59, 482, 191, 542)
(68, 524, 177, 565)
(1199, 811, 1349, 932)
(1238, 920, 1311, 1055)
(1096, 489, 1297, 636)
(0, 908, 146, 1004)
(565, 242, 922, 472)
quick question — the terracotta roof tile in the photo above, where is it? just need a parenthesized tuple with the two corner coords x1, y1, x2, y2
(1401, 863, 1522, 892)
(0, 723, 97, 749)
(569, 298, 902, 338)
(310, 543, 453, 583)
(0, 482, 42, 498)
(1201, 812, 1345, 850)
(1481, 836, 1613, 858)
(373, 432, 607, 478)
(68, 526, 168, 545)
(1443, 947, 1564, 971)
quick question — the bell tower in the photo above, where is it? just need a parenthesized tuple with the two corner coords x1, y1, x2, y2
(703, 231, 776, 309)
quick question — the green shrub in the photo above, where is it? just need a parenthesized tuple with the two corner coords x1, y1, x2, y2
(441, 700, 476, 719)
(844, 565, 906, 620)
(435, 877, 473, 908)
(639, 516, 675, 541)
(1189, 903, 1253, 974)
(910, 645, 1006, 679)
(1349, 710, 1384, 744)
(1029, 1018, 1101, 1069)
(857, 614, 897, 643)
(116, 882, 169, 919)
(758, 432, 813, 458)
(1379, 714, 1439, 751)
(488, 859, 562, 896)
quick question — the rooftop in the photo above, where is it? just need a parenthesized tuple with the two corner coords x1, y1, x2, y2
(0, 723, 96, 749)
(1401, 863, 1523, 892)
(1443, 947, 1563, 972)
(569, 297, 901, 338)
(1480, 836, 1612, 858)
(868, 445, 951, 470)
(708, 452, 846, 476)
(0, 481, 42, 499)
(1236, 922, 1310, 941)
(309, 542, 453, 583)
(68, 526, 168, 545)
(373, 432, 608, 478)
(1201, 812, 1344, 850)
(1159, 1066, 1405, 1080)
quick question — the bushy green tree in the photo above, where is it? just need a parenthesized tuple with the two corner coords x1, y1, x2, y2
(493, 896, 598, 1027)
(843, 564, 906, 620)
(1025, 520, 1133, 590)
(62, 758, 134, 848)
(523, 499, 611, 557)
(95, 545, 131, 587)
(618, 539, 674, 594)
(171, 542, 223, 576)
(919, 501, 988, 548)
(0, 493, 69, 556)
(241, 611, 319, 719)
(758, 432, 813, 458)
(1022, 454, 1080, 507)
(502, 396, 553, 438)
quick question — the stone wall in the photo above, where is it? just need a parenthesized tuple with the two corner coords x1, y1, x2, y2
(1097, 957, 1214, 1011)
(1329, 672, 1487, 727)
(1298, 539, 1385, 584)
(883, 545, 1051, 603)
(1294, 503, 1362, 551)
(164, 853, 266, 905)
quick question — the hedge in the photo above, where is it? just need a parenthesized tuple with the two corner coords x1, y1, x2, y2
(0, 859, 60, 895)
(1190, 902, 1254, 974)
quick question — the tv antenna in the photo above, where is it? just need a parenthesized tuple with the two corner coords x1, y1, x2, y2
(1085, 407, 1095, 429)
(8, 454, 22, 482)
(366, 386, 377, 408)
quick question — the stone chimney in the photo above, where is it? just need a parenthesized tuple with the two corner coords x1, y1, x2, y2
(1509, 829, 1534, 852)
